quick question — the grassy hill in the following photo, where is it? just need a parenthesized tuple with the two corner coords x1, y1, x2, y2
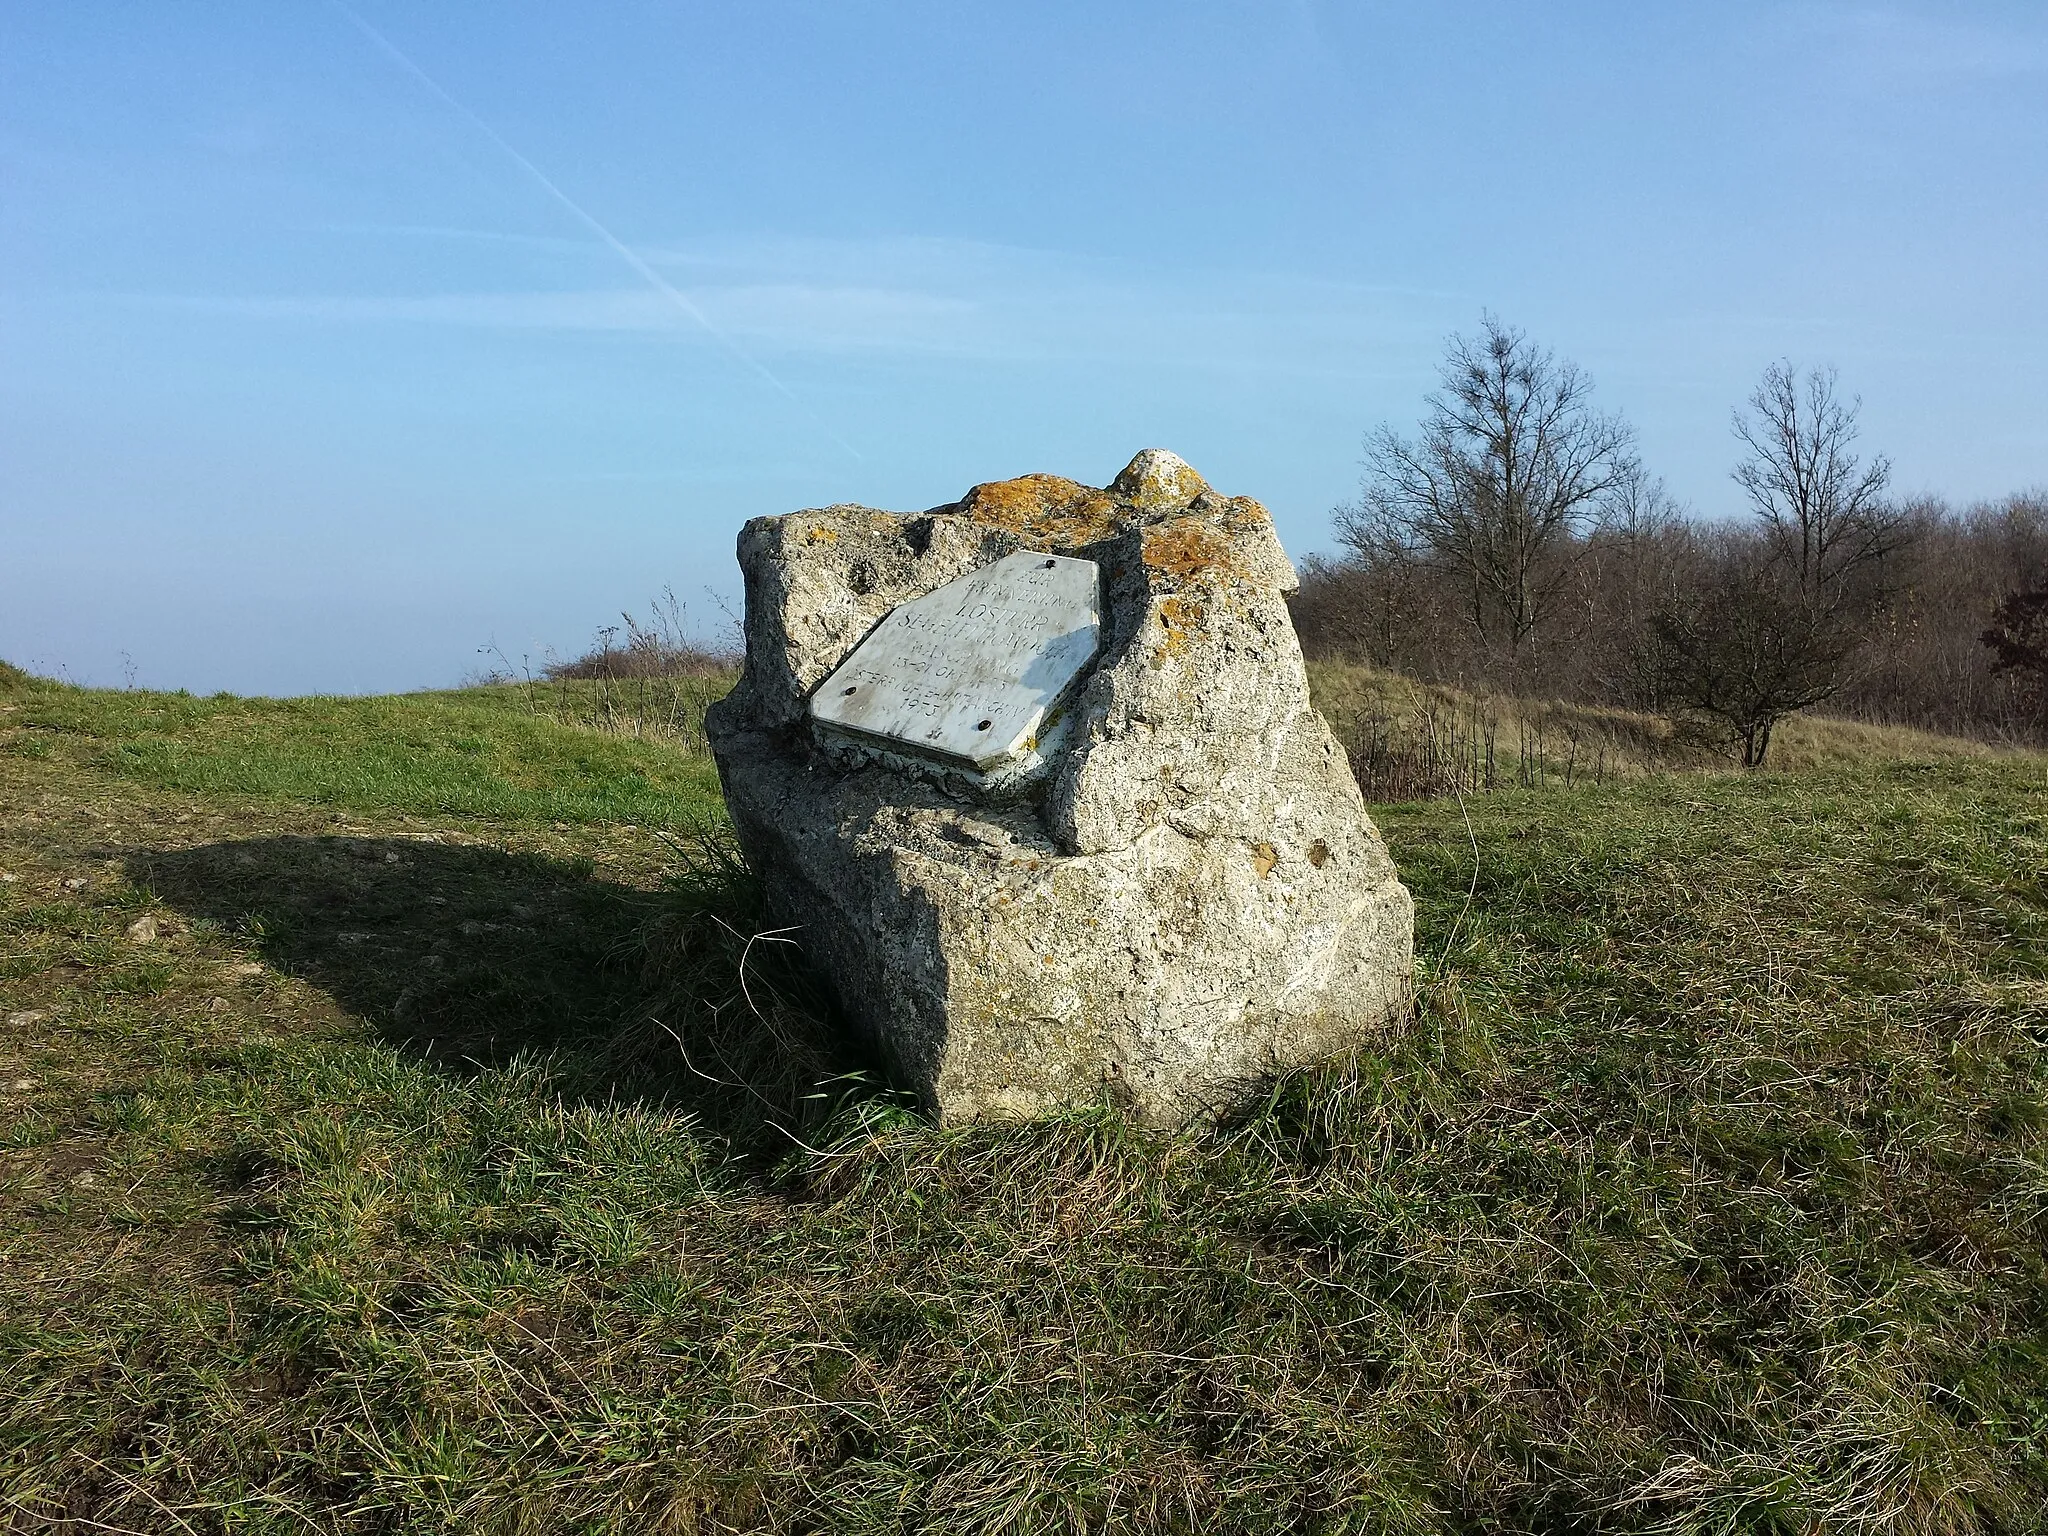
(4, 661, 2047, 1533)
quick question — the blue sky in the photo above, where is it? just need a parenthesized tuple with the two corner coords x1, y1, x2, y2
(3, 1, 2044, 695)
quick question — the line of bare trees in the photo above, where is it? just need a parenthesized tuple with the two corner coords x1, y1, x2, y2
(1295, 315, 2048, 764)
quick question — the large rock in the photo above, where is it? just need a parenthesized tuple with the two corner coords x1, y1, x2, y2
(705, 450, 1413, 1125)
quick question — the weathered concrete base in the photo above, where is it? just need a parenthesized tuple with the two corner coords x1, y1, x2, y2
(707, 450, 1415, 1126)
(716, 722, 1412, 1125)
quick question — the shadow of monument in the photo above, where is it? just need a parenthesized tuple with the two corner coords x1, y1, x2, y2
(130, 834, 866, 1150)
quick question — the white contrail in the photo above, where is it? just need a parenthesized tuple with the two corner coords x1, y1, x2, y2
(329, 0, 862, 461)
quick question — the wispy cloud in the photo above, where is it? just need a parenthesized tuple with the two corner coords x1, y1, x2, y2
(98, 227, 1473, 380)
(106, 262, 1466, 381)
(326, 0, 861, 459)
(127, 285, 981, 352)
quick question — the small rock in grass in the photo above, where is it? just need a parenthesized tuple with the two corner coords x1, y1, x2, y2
(207, 996, 230, 1012)
(233, 962, 264, 976)
(11, 1078, 35, 1091)
(71, 1171, 95, 1188)
(384, 852, 401, 864)
(62, 878, 87, 891)
(0, 871, 16, 883)
(125, 914, 159, 943)
(7, 1010, 46, 1028)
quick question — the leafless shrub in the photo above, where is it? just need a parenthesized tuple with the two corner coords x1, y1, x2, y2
(1649, 540, 1857, 767)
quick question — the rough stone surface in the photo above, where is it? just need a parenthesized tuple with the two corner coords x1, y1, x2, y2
(706, 450, 1415, 1126)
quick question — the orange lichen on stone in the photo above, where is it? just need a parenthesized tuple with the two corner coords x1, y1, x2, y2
(1152, 593, 1206, 665)
(957, 474, 1124, 547)
(1307, 839, 1331, 868)
(1142, 517, 1235, 582)
(1252, 842, 1279, 879)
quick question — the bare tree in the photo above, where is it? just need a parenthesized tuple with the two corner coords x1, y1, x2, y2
(1604, 456, 1688, 543)
(1732, 363, 1903, 609)
(1337, 315, 1635, 667)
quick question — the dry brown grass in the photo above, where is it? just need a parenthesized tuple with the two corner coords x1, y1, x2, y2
(1307, 658, 2019, 801)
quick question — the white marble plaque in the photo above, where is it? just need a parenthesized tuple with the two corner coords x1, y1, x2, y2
(810, 551, 1101, 780)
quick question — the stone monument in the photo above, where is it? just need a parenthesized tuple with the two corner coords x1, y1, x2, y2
(705, 450, 1414, 1126)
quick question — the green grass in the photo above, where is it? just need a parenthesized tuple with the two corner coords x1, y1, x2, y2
(4, 664, 2048, 1532)
(4, 672, 729, 826)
